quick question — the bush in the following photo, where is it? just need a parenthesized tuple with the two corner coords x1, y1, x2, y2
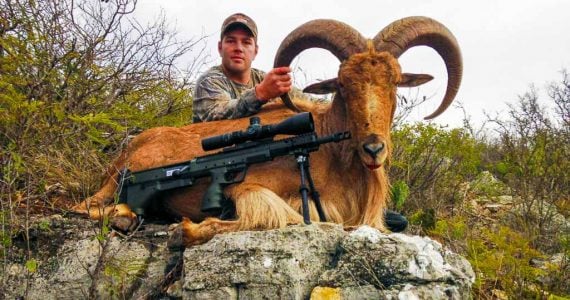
(389, 123, 484, 227)
(0, 0, 205, 271)
(486, 75, 570, 253)
(1, 0, 205, 200)
(390, 71, 570, 298)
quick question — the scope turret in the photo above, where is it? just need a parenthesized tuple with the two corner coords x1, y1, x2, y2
(201, 112, 314, 151)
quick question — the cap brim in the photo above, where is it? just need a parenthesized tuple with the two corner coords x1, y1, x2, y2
(222, 22, 257, 39)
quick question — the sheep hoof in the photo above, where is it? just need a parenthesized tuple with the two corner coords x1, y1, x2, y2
(343, 225, 360, 232)
(167, 223, 187, 251)
(110, 215, 139, 232)
(168, 218, 199, 249)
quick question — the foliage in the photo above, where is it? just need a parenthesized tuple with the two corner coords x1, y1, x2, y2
(0, 0, 206, 289)
(0, 0, 206, 195)
(486, 74, 570, 253)
(390, 71, 570, 298)
(408, 208, 437, 231)
(430, 217, 568, 298)
(0, 0, 205, 172)
(389, 122, 484, 221)
(430, 215, 467, 243)
(25, 259, 37, 273)
(468, 225, 545, 298)
(389, 180, 409, 211)
(102, 257, 148, 298)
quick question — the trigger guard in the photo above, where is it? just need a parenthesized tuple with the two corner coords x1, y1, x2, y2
(226, 168, 247, 183)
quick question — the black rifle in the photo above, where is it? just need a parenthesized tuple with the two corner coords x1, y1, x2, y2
(117, 112, 350, 224)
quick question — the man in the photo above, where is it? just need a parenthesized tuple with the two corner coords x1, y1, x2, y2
(193, 13, 292, 123)
(192, 13, 408, 232)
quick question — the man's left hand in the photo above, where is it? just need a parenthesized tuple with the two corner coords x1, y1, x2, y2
(255, 66, 292, 101)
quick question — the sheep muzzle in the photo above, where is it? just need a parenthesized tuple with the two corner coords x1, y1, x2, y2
(358, 135, 389, 171)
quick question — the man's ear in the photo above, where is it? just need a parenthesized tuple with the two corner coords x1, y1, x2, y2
(303, 78, 338, 94)
(217, 41, 222, 56)
(398, 73, 434, 87)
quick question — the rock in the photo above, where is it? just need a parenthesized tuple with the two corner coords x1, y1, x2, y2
(507, 201, 570, 237)
(180, 225, 474, 299)
(181, 223, 345, 299)
(469, 171, 510, 196)
(1, 216, 176, 299)
(318, 227, 474, 299)
(531, 252, 570, 293)
(310, 286, 342, 299)
(484, 203, 505, 213)
(491, 288, 508, 300)
(1, 218, 474, 299)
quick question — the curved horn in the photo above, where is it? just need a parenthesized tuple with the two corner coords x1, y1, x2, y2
(274, 19, 367, 111)
(374, 16, 463, 119)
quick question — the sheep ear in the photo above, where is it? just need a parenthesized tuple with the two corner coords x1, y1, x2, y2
(303, 78, 338, 94)
(399, 73, 434, 87)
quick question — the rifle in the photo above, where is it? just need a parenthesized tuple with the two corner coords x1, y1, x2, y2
(117, 112, 350, 224)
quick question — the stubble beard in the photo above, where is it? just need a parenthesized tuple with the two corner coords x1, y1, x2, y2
(222, 58, 251, 82)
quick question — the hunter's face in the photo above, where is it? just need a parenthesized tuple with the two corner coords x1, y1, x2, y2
(218, 27, 258, 78)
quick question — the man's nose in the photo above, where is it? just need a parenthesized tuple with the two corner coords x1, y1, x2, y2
(234, 42, 244, 52)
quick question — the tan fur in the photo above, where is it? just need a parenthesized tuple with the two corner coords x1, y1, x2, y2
(74, 49, 412, 245)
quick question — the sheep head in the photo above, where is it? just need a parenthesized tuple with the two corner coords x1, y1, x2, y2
(273, 17, 462, 169)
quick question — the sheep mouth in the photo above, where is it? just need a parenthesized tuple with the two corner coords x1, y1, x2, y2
(365, 163, 382, 170)
(360, 152, 386, 171)
(361, 156, 384, 170)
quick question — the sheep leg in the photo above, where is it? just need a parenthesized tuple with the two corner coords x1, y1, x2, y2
(71, 174, 138, 232)
(71, 176, 118, 219)
(171, 183, 304, 246)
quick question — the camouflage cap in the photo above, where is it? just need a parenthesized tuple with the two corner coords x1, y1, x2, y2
(220, 13, 258, 41)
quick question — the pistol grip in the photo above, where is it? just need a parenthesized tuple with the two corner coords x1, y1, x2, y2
(202, 182, 224, 213)
(200, 164, 247, 214)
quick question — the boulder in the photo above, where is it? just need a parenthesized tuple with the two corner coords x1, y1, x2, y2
(1, 216, 474, 299)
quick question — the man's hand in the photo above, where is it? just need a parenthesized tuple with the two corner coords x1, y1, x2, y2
(255, 67, 292, 102)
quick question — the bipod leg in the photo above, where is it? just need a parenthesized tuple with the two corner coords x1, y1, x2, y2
(296, 154, 311, 225)
(305, 162, 327, 222)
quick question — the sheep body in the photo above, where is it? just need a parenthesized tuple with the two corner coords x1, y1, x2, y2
(75, 94, 389, 245)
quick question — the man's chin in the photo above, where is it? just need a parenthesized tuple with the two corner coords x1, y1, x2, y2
(222, 65, 249, 78)
(225, 64, 248, 74)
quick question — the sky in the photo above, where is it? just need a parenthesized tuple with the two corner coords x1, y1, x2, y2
(134, 0, 570, 128)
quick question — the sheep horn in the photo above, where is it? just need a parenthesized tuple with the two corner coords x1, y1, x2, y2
(274, 19, 367, 112)
(373, 16, 463, 120)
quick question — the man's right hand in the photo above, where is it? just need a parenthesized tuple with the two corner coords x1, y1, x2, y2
(255, 66, 292, 102)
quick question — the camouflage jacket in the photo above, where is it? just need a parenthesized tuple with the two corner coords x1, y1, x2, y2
(192, 65, 266, 123)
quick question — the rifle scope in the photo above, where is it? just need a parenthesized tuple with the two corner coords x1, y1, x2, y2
(201, 112, 314, 151)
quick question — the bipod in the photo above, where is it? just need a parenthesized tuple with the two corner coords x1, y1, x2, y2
(295, 152, 327, 224)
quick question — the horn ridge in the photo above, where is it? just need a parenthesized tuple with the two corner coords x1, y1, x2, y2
(374, 16, 463, 119)
(274, 19, 367, 112)
(274, 19, 367, 67)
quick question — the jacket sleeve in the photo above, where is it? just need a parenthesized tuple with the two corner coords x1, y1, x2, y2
(192, 76, 263, 122)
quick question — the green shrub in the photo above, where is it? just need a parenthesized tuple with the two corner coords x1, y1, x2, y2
(390, 180, 409, 211)
(0, 0, 204, 274)
(389, 123, 484, 219)
(0, 0, 202, 203)
(486, 77, 570, 253)
(468, 226, 545, 298)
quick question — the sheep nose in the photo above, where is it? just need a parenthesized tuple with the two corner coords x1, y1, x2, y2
(363, 142, 385, 158)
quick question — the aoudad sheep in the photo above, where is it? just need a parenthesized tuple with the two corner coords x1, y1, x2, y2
(73, 16, 463, 246)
